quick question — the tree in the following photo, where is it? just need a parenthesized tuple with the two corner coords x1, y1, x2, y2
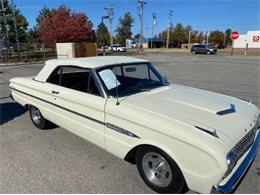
(38, 6, 95, 45)
(115, 12, 134, 45)
(96, 22, 110, 48)
(158, 26, 174, 47)
(208, 30, 225, 46)
(172, 23, 186, 47)
(36, 6, 51, 27)
(134, 33, 141, 39)
(158, 30, 167, 43)
(225, 28, 232, 46)
(27, 27, 38, 43)
(193, 31, 204, 43)
(183, 25, 192, 43)
(0, 0, 29, 44)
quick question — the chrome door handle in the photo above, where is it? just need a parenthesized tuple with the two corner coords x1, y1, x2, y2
(51, 90, 59, 94)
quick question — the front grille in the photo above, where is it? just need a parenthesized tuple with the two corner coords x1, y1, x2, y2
(233, 123, 258, 161)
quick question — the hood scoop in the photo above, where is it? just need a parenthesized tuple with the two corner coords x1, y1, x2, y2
(216, 104, 236, 116)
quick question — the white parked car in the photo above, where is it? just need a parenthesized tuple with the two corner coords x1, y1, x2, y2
(109, 44, 127, 52)
(9, 56, 260, 193)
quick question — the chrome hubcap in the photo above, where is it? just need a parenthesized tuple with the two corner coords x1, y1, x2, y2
(31, 107, 42, 125)
(142, 152, 172, 187)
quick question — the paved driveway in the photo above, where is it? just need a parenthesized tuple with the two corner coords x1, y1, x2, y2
(0, 53, 259, 193)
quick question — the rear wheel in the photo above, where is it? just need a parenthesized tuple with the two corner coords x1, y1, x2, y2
(192, 51, 196, 54)
(136, 146, 187, 193)
(29, 105, 56, 130)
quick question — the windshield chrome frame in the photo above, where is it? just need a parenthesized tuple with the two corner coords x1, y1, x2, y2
(94, 62, 168, 98)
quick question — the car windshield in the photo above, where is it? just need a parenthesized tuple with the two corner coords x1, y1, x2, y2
(207, 45, 213, 49)
(96, 63, 168, 97)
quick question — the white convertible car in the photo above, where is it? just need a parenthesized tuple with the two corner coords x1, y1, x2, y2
(10, 56, 260, 193)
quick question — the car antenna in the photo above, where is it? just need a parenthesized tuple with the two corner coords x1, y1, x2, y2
(115, 64, 120, 105)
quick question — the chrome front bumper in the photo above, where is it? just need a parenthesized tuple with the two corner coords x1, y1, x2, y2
(213, 130, 260, 193)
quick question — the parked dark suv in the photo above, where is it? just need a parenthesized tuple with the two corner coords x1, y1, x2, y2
(191, 44, 217, 54)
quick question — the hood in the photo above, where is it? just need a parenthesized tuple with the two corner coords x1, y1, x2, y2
(122, 84, 259, 145)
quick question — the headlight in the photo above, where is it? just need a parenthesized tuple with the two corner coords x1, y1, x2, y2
(225, 150, 237, 177)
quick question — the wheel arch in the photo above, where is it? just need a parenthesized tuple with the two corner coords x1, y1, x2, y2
(123, 140, 215, 192)
(124, 144, 150, 164)
(124, 143, 183, 169)
(124, 143, 189, 192)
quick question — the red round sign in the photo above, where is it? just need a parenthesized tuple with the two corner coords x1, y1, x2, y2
(231, 31, 239, 40)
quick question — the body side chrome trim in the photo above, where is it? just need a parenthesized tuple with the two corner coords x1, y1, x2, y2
(10, 87, 105, 125)
(10, 87, 140, 139)
(106, 122, 140, 138)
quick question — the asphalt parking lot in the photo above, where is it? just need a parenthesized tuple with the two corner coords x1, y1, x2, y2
(0, 53, 259, 193)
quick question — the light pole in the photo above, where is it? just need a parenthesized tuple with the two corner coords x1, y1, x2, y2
(151, 13, 157, 49)
(11, 0, 20, 59)
(104, 7, 114, 53)
(138, 0, 147, 53)
(206, 31, 209, 44)
(101, 16, 109, 56)
(166, 10, 173, 49)
(188, 30, 192, 44)
(223, 33, 226, 46)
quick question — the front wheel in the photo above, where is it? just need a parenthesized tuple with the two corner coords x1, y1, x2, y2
(206, 51, 211, 55)
(136, 146, 187, 193)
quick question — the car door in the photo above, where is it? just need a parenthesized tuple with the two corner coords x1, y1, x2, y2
(46, 66, 106, 148)
(202, 45, 207, 53)
(16, 78, 58, 124)
(193, 45, 199, 53)
(100, 64, 153, 158)
(196, 45, 202, 53)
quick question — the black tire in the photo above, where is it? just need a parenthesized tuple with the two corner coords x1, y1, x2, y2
(192, 51, 196, 54)
(136, 146, 187, 193)
(206, 51, 211, 55)
(29, 105, 56, 130)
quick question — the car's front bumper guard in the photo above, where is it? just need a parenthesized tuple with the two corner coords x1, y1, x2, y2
(213, 129, 260, 193)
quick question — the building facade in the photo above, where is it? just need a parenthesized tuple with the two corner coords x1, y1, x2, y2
(234, 30, 260, 48)
(132, 38, 164, 48)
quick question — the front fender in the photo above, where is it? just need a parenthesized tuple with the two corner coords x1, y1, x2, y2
(127, 138, 226, 193)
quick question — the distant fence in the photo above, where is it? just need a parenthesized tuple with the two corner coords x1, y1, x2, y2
(0, 43, 57, 63)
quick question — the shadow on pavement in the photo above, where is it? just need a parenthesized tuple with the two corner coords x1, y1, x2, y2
(0, 102, 26, 125)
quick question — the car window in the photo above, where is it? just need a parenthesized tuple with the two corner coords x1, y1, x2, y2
(123, 64, 148, 79)
(47, 66, 101, 96)
(207, 45, 213, 49)
(97, 63, 167, 97)
(47, 66, 62, 85)
(121, 64, 160, 82)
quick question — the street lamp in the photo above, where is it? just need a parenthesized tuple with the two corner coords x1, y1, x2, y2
(102, 16, 109, 56)
(188, 30, 192, 44)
